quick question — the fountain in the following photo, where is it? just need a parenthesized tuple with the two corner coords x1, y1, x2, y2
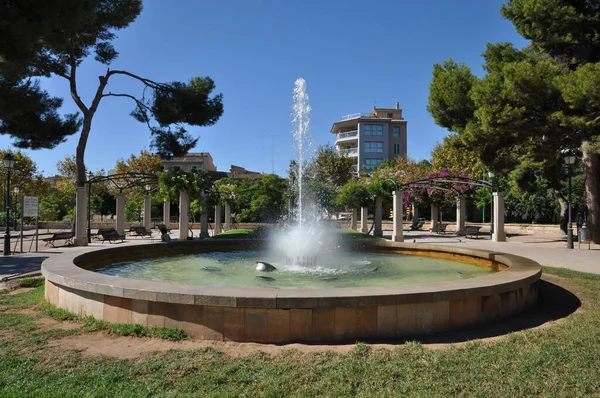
(41, 78, 541, 343)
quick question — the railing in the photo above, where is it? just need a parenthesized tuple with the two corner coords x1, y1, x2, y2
(340, 113, 371, 121)
(340, 148, 358, 156)
(337, 130, 358, 140)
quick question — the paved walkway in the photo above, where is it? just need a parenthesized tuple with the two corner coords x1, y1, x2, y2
(1, 228, 598, 284)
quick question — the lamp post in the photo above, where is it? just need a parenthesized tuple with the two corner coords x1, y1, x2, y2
(3, 153, 15, 256)
(488, 171, 494, 238)
(87, 171, 93, 243)
(564, 154, 576, 249)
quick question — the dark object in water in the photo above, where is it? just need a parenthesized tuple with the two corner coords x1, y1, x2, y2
(369, 267, 378, 272)
(256, 275, 276, 282)
(320, 276, 339, 282)
(202, 266, 220, 272)
(255, 261, 277, 272)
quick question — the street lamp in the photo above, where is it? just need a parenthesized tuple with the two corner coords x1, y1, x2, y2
(87, 171, 93, 243)
(564, 154, 576, 249)
(488, 171, 494, 238)
(3, 152, 15, 255)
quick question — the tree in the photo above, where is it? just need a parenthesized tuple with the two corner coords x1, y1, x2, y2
(306, 144, 356, 187)
(0, 1, 224, 244)
(500, 0, 600, 240)
(115, 150, 163, 175)
(430, 134, 483, 177)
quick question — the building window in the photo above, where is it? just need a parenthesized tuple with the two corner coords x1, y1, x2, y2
(393, 126, 400, 138)
(387, 113, 393, 118)
(364, 141, 383, 153)
(364, 124, 383, 136)
(394, 143, 401, 154)
(364, 158, 383, 171)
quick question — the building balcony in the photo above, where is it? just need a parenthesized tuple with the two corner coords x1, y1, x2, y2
(339, 147, 358, 157)
(340, 113, 371, 121)
(336, 130, 358, 141)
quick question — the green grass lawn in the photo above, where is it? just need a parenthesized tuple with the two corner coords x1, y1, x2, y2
(211, 227, 385, 242)
(0, 269, 599, 397)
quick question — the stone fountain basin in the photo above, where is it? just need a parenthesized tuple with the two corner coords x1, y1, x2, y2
(41, 240, 541, 343)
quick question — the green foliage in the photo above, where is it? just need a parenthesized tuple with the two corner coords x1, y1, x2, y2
(158, 168, 213, 201)
(38, 302, 78, 321)
(17, 277, 44, 288)
(83, 317, 186, 341)
(306, 144, 356, 187)
(337, 180, 371, 210)
(233, 175, 287, 223)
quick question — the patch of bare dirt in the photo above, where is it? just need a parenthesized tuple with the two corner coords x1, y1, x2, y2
(7, 287, 35, 295)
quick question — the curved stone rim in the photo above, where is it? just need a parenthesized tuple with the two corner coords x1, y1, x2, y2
(41, 240, 541, 309)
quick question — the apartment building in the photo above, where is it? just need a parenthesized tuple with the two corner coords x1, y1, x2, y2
(161, 152, 217, 172)
(330, 103, 407, 173)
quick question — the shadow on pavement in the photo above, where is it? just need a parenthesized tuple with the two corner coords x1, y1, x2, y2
(0, 255, 53, 280)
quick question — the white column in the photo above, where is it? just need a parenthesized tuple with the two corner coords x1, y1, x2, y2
(163, 200, 170, 227)
(493, 192, 506, 242)
(360, 206, 369, 234)
(116, 192, 125, 235)
(214, 203, 222, 236)
(374, 196, 383, 237)
(224, 202, 231, 231)
(179, 191, 189, 240)
(200, 207, 209, 238)
(143, 195, 152, 229)
(351, 208, 358, 230)
(431, 204, 439, 230)
(392, 190, 404, 242)
(74, 186, 87, 246)
(456, 196, 466, 232)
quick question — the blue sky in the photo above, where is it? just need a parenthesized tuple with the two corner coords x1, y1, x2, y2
(1, 0, 528, 177)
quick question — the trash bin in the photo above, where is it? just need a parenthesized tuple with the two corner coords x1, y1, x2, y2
(578, 223, 591, 250)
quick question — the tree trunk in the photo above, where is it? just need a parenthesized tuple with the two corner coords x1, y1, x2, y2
(73, 115, 93, 246)
(554, 189, 568, 235)
(582, 148, 600, 243)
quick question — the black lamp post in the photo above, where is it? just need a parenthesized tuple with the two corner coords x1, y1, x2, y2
(3, 152, 15, 256)
(87, 171, 93, 244)
(488, 171, 494, 238)
(564, 154, 576, 249)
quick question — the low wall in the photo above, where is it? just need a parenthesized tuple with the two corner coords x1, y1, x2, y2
(42, 241, 541, 343)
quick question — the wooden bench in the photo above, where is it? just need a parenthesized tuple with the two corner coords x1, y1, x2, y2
(430, 223, 448, 235)
(410, 220, 425, 231)
(128, 226, 153, 238)
(97, 228, 125, 244)
(457, 225, 482, 239)
(42, 231, 74, 247)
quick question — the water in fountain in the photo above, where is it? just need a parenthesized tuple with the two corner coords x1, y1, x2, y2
(270, 78, 340, 271)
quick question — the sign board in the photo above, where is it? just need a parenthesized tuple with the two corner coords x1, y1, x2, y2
(23, 196, 39, 217)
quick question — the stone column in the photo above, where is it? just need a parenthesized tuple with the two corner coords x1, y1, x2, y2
(392, 190, 404, 242)
(163, 200, 170, 228)
(360, 206, 369, 234)
(351, 208, 358, 230)
(224, 202, 231, 231)
(200, 206, 209, 238)
(374, 196, 383, 237)
(431, 204, 439, 230)
(116, 192, 125, 235)
(493, 192, 506, 242)
(143, 195, 152, 229)
(214, 203, 222, 236)
(74, 186, 87, 246)
(456, 195, 466, 233)
(179, 191, 189, 240)
(412, 203, 419, 223)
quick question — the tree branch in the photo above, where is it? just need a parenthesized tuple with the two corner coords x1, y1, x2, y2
(102, 92, 151, 110)
(68, 49, 88, 114)
(107, 70, 168, 90)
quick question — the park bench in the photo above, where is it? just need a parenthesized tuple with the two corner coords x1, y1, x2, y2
(430, 223, 448, 235)
(128, 226, 153, 238)
(42, 231, 74, 247)
(410, 220, 425, 231)
(97, 228, 125, 244)
(457, 225, 482, 239)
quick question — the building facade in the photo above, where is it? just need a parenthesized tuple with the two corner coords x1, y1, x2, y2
(330, 103, 407, 173)
(161, 152, 217, 172)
